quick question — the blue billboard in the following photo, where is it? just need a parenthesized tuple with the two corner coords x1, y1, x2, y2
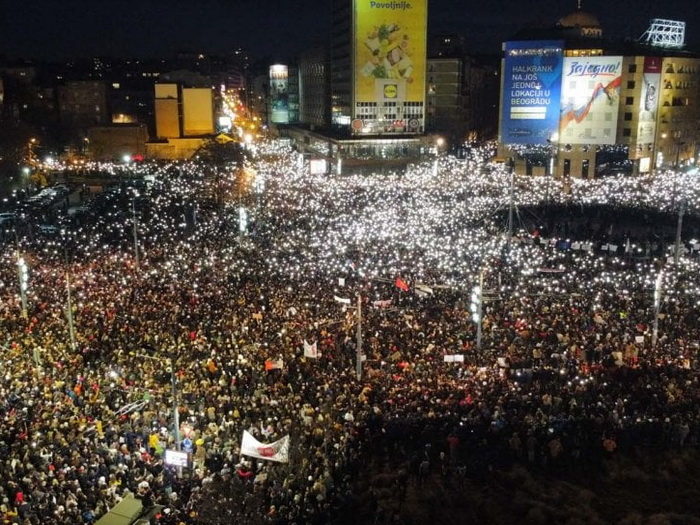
(501, 41, 564, 145)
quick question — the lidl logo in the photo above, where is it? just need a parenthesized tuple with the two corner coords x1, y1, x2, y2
(384, 84, 398, 99)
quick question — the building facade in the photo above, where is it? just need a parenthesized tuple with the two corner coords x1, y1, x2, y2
(57, 80, 108, 127)
(498, 8, 700, 178)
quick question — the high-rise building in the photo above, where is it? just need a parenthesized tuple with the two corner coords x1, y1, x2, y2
(299, 47, 329, 129)
(57, 80, 108, 127)
(288, 0, 431, 173)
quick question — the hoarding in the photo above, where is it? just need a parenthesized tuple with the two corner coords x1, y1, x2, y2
(353, 0, 427, 134)
(164, 450, 189, 468)
(560, 56, 622, 145)
(501, 41, 564, 145)
(309, 159, 328, 175)
(269, 64, 289, 125)
(637, 57, 661, 144)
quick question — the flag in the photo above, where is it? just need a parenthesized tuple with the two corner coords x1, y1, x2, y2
(303, 340, 320, 359)
(264, 359, 284, 371)
(334, 295, 351, 305)
(240, 430, 290, 463)
(395, 277, 410, 291)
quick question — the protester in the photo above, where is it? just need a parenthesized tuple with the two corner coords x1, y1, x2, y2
(0, 140, 699, 524)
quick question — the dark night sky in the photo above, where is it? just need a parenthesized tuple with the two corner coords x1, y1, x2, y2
(0, 0, 699, 61)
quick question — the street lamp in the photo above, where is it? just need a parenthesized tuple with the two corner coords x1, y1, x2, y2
(13, 224, 28, 319)
(131, 192, 140, 270)
(546, 132, 559, 201)
(141, 350, 181, 458)
(61, 230, 77, 351)
(355, 294, 363, 381)
(470, 270, 485, 352)
(334, 293, 364, 380)
(652, 270, 663, 348)
(674, 166, 699, 264)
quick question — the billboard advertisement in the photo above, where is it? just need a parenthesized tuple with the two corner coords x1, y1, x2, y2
(560, 56, 622, 145)
(353, 0, 427, 134)
(501, 41, 564, 145)
(269, 65, 289, 124)
(637, 56, 661, 144)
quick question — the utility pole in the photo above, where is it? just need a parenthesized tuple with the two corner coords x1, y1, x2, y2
(507, 159, 514, 248)
(674, 193, 685, 265)
(471, 269, 485, 351)
(65, 269, 77, 352)
(61, 237, 77, 352)
(170, 355, 181, 452)
(355, 294, 363, 381)
(652, 270, 663, 348)
(14, 227, 28, 319)
(132, 195, 139, 270)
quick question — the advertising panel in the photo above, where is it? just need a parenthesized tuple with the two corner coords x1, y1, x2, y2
(354, 0, 427, 133)
(560, 56, 622, 145)
(637, 57, 661, 144)
(269, 65, 289, 124)
(501, 41, 564, 145)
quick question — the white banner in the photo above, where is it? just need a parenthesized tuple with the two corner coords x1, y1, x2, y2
(443, 354, 465, 363)
(240, 430, 290, 463)
(334, 295, 351, 305)
(303, 340, 320, 359)
(414, 284, 434, 295)
(372, 299, 392, 308)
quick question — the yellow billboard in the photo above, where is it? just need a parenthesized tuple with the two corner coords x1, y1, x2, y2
(354, 0, 427, 107)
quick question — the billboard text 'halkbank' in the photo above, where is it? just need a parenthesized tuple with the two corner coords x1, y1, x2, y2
(501, 41, 564, 145)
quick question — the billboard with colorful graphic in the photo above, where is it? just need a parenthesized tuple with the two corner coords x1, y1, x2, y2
(269, 65, 289, 124)
(560, 56, 622, 145)
(353, 0, 427, 134)
(501, 41, 564, 145)
(637, 57, 661, 144)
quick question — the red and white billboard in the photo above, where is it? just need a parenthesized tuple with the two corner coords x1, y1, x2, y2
(560, 57, 622, 145)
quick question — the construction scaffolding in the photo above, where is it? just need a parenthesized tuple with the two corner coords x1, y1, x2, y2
(639, 19, 686, 49)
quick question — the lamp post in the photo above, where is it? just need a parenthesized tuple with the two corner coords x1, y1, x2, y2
(652, 270, 663, 348)
(355, 293, 363, 381)
(131, 192, 140, 271)
(65, 265, 77, 352)
(169, 354, 181, 453)
(61, 231, 77, 352)
(471, 269, 485, 352)
(506, 158, 515, 250)
(14, 225, 28, 319)
(674, 167, 699, 264)
(141, 352, 181, 460)
(546, 132, 559, 201)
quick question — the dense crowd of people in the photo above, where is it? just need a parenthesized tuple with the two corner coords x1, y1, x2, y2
(0, 142, 699, 524)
